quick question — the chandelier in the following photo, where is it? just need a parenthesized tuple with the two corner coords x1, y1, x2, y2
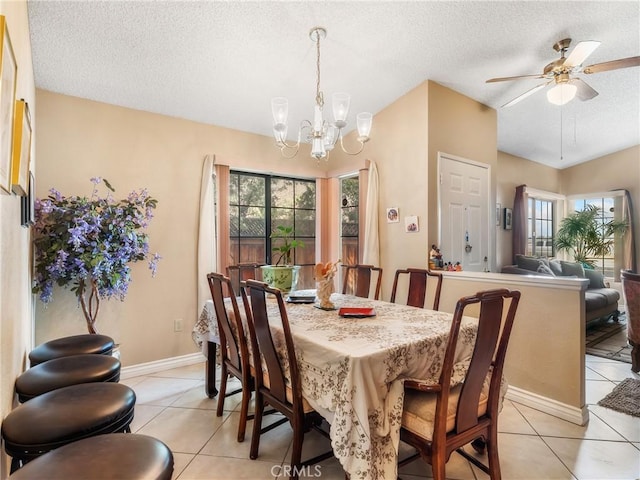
(271, 27, 372, 161)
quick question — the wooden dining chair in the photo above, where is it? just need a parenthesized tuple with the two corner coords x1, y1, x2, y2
(390, 268, 443, 309)
(226, 263, 262, 297)
(341, 264, 383, 300)
(398, 288, 521, 480)
(621, 270, 640, 372)
(241, 280, 333, 480)
(206, 272, 253, 442)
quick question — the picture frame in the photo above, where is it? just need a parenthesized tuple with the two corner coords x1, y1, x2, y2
(404, 215, 419, 233)
(11, 99, 31, 195)
(503, 207, 513, 230)
(0, 15, 17, 194)
(496, 203, 501, 226)
(386, 207, 399, 223)
(21, 170, 35, 227)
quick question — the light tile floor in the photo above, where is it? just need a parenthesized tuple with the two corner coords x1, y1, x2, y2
(122, 355, 640, 480)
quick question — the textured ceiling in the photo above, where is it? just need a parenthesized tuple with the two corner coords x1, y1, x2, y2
(27, 1, 640, 169)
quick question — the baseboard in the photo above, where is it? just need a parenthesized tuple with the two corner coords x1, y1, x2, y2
(120, 352, 205, 380)
(506, 385, 589, 426)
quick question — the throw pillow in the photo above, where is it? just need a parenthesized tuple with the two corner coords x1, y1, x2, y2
(516, 254, 544, 272)
(549, 259, 563, 276)
(560, 261, 585, 278)
(536, 262, 555, 276)
(584, 269, 606, 289)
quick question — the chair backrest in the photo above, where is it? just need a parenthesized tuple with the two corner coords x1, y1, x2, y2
(341, 264, 383, 300)
(207, 272, 249, 375)
(390, 268, 443, 309)
(241, 280, 303, 414)
(226, 263, 262, 297)
(438, 289, 520, 436)
(622, 270, 640, 343)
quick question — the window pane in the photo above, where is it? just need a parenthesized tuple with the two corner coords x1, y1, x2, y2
(239, 206, 265, 237)
(295, 209, 315, 237)
(271, 178, 294, 208)
(229, 173, 239, 204)
(239, 176, 265, 206)
(295, 181, 316, 209)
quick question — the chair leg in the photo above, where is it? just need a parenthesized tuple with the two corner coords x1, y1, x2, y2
(249, 393, 264, 460)
(431, 455, 447, 480)
(237, 382, 252, 442)
(289, 426, 304, 480)
(216, 364, 228, 417)
(486, 429, 502, 480)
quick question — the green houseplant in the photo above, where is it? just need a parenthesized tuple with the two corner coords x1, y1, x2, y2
(32, 177, 160, 334)
(261, 225, 304, 292)
(555, 205, 627, 268)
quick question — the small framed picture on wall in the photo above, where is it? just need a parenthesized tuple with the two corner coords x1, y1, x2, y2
(503, 207, 513, 230)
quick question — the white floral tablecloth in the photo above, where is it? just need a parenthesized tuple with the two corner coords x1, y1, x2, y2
(192, 292, 478, 480)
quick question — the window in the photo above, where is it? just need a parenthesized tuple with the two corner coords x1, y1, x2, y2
(569, 195, 623, 278)
(229, 172, 316, 288)
(527, 197, 555, 258)
(340, 176, 359, 266)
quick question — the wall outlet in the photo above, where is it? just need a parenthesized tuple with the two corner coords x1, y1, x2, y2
(174, 318, 184, 332)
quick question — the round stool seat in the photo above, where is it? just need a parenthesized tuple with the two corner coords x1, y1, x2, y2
(8, 434, 173, 480)
(15, 354, 121, 402)
(29, 334, 115, 366)
(1, 383, 135, 471)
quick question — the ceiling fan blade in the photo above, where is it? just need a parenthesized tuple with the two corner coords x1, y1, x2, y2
(564, 41, 601, 67)
(486, 74, 544, 83)
(583, 56, 640, 74)
(500, 81, 551, 108)
(570, 78, 599, 101)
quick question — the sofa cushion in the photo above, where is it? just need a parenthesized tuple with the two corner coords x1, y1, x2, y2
(549, 260, 563, 276)
(585, 289, 620, 311)
(536, 263, 555, 276)
(585, 291, 608, 310)
(560, 261, 585, 278)
(584, 269, 607, 289)
(516, 254, 544, 271)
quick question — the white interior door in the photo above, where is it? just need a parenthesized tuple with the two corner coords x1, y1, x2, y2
(439, 154, 490, 272)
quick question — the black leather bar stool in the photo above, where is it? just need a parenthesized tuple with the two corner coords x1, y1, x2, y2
(15, 354, 121, 402)
(29, 334, 115, 366)
(1, 383, 136, 473)
(8, 434, 174, 480)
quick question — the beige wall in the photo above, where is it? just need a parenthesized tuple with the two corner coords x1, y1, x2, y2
(359, 82, 429, 299)
(427, 81, 498, 271)
(0, 0, 36, 476)
(496, 151, 562, 268)
(560, 145, 640, 264)
(34, 90, 328, 366)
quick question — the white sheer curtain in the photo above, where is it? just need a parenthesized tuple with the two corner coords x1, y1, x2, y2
(197, 154, 217, 316)
(362, 160, 380, 267)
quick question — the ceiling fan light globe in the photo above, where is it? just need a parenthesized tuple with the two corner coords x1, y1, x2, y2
(547, 83, 577, 105)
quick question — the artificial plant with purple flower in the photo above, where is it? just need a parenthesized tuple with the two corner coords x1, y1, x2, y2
(32, 177, 161, 334)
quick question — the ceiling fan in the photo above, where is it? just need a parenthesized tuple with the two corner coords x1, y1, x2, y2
(487, 38, 640, 108)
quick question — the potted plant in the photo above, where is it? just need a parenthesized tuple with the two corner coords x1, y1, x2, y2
(556, 205, 627, 268)
(32, 177, 161, 334)
(260, 225, 304, 292)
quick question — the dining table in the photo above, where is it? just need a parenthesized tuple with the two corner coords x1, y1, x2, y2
(192, 290, 479, 480)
